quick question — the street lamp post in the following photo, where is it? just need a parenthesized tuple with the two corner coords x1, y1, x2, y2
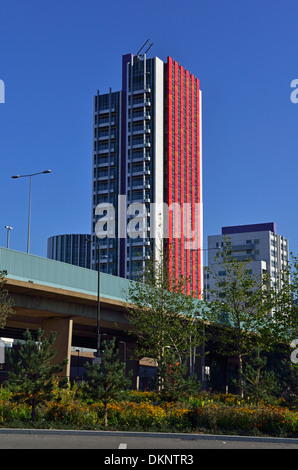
(191, 245, 222, 390)
(86, 238, 102, 363)
(202, 245, 222, 390)
(11, 170, 51, 253)
(75, 349, 80, 380)
(4, 226, 13, 249)
(119, 340, 127, 376)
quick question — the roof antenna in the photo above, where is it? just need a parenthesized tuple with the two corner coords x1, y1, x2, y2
(135, 39, 153, 61)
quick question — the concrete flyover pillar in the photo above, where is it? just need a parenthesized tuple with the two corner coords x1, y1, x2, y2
(126, 342, 140, 390)
(42, 317, 73, 380)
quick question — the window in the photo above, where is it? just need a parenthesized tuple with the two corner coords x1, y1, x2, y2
(131, 190, 144, 201)
(98, 169, 108, 178)
(132, 176, 144, 187)
(98, 182, 108, 191)
(132, 136, 144, 146)
(98, 129, 110, 138)
(98, 142, 109, 151)
(98, 116, 109, 124)
(132, 163, 145, 173)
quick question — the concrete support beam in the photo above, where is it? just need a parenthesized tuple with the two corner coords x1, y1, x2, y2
(126, 342, 140, 390)
(42, 317, 73, 380)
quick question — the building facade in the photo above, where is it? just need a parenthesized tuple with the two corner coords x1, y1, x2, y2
(205, 223, 289, 300)
(92, 50, 203, 297)
(47, 234, 91, 269)
(92, 89, 122, 275)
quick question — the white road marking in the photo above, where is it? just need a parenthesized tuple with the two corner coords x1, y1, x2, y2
(118, 443, 127, 449)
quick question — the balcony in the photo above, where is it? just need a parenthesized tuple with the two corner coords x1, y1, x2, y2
(129, 141, 150, 150)
(128, 169, 150, 177)
(97, 159, 115, 167)
(128, 127, 151, 136)
(230, 244, 254, 252)
(98, 146, 115, 154)
(98, 134, 115, 141)
(232, 254, 255, 261)
(130, 183, 150, 191)
(130, 99, 151, 108)
(131, 111, 151, 121)
(129, 152, 151, 163)
(132, 87, 151, 95)
(97, 107, 115, 114)
(98, 120, 115, 127)
(97, 173, 115, 181)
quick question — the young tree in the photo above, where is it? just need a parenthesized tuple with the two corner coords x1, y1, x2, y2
(0, 270, 14, 328)
(124, 244, 204, 389)
(240, 347, 280, 406)
(158, 349, 201, 401)
(275, 357, 298, 408)
(266, 253, 298, 346)
(204, 239, 273, 397)
(6, 329, 68, 421)
(84, 338, 132, 426)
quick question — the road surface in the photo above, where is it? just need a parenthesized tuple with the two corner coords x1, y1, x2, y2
(0, 429, 298, 450)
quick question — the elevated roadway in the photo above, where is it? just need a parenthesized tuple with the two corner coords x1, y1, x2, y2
(0, 247, 139, 382)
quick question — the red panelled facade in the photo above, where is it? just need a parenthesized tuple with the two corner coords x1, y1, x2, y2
(166, 57, 202, 298)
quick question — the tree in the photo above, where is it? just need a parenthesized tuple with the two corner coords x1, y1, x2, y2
(203, 238, 274, 397)
(0, 270, 14, 328)
(275, 357, 298, 408)
(157, 349, 201, 401)
(84, 338, 132, 426)
(240, 347, 280, 406)
(266, 253, 298, 345)
(6, 328, 68, 421)
(124, 244, 204, 390)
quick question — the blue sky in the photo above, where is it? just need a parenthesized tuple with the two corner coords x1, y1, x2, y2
(0, 0, 297, 260)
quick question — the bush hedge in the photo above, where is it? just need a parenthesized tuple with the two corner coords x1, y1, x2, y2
(1, 386, 298, 437)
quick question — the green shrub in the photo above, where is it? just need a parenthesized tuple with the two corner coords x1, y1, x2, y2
(1, 386, 298, 436)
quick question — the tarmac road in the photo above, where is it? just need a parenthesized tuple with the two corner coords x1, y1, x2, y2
(0, 429, 298, 450)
